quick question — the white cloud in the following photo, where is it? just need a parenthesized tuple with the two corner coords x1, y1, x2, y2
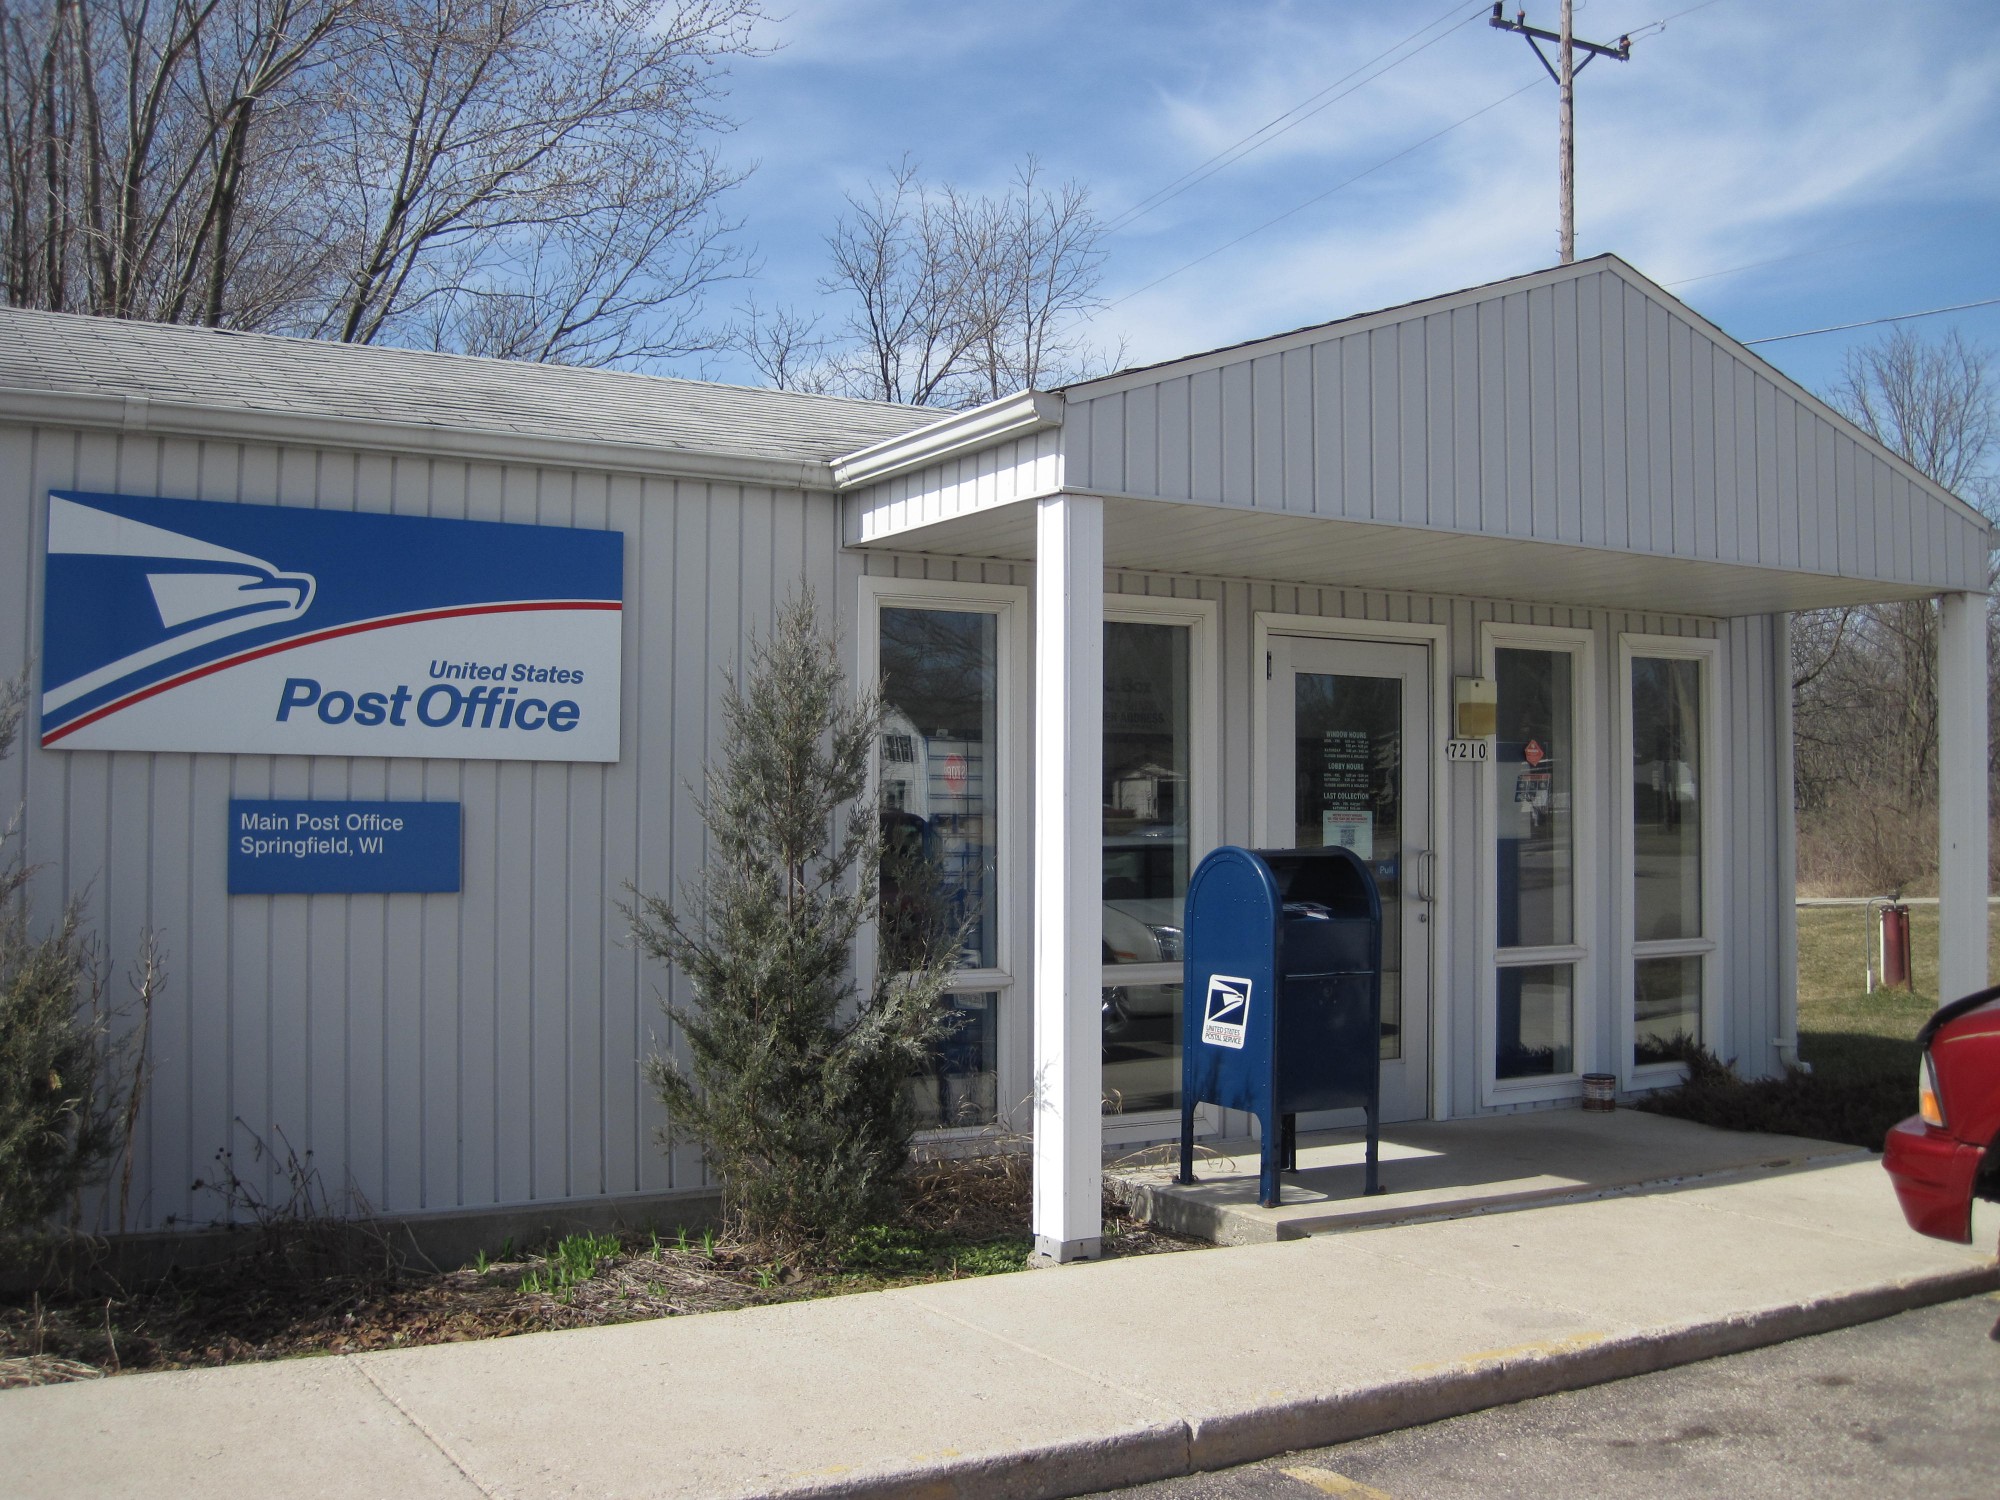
(699, 0, 2000, 390)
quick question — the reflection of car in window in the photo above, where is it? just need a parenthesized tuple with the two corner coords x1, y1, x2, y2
(1101, 827, 1188, 1038)
(1102, 828, 1185, 964)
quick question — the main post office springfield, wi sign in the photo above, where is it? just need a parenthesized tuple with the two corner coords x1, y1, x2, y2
(39, 491, 623, 761)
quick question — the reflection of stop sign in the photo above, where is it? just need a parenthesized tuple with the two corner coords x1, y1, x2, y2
(943, 753, 968, 796)
(1523, 739, 1545, 767)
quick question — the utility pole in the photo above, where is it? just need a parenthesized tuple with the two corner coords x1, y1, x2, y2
(1489, 3, 1632, 264)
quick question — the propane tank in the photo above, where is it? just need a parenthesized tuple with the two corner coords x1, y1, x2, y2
(1880, 903, 1913, 992)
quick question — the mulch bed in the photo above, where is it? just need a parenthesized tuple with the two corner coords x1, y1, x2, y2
(0, 1154, 1200, 1387)
(1631, 1039, 1912, 1151)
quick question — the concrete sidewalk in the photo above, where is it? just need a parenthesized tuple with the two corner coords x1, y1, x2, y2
(5, 1143, 1996, 1500)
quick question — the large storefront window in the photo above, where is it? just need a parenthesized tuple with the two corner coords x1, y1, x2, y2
(880, 605, 1001, 1126)
(1628, 649, 1709, 1067)
(1631, 657, 1703, 944)
(1495, 649, 1574, 950)
(1493, 645, 1579, 1082)
(906, 992, 998, 1130)
(1101, 618, 1191, 1115)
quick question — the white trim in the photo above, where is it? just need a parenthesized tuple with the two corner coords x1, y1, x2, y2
(1100, 592, 1222, 1144)
(1617, 632, 1724, 1089)
(1477, 622, 1598, 1108)
(857, 574, 1032, 1132)
(1251, 611, 1453, 1121)
(1065, 259, 1619, 402)
(833, 391, 1064, 489)
(1495, 944, 1590, 967)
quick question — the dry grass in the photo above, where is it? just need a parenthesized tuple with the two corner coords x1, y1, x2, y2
(1793, 801, 2000, 901)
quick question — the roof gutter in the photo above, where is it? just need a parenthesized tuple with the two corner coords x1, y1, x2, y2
(832, 389, 1063, 490)
(0, 385, 843, 491)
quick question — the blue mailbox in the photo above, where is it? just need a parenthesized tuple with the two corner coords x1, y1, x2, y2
(1178, 845, 1384, 1208)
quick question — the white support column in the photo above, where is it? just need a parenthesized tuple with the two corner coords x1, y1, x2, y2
(1774, 612, 1802, 1071)
(1032, 493, 1103, 1263)
(1937, 591, 1990, 1004)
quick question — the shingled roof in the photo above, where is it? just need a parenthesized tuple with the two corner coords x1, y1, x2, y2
(0, 307, 936, 482)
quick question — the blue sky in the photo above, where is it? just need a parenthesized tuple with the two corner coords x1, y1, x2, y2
(696, 0, 2000, 402)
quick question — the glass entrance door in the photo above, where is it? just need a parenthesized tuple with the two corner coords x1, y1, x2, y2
(1266, 636, 1433, 1122)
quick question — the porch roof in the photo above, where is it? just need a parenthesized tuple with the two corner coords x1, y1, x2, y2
(844, 495, 1943, 616)
(837, 256, 1992, 617)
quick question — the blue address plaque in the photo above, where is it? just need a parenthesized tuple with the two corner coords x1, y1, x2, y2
(229, 800, 461, 894)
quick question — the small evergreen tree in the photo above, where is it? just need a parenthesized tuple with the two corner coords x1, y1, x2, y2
(625, 592, 963, 1256)
(0, 675, 126, 1243)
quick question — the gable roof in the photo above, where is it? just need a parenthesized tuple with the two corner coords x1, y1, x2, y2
(0, 307, 934, 486)
(843, 256, 1992, 610)
(1063, 254, 1990, 537)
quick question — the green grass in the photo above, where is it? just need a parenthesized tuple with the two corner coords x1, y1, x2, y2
(519, 1231, 623, 1298)
(1640, 903, 1994, 1150)
(1796, 904, 2000, 1088)
(838, 1223, 1030, 1279)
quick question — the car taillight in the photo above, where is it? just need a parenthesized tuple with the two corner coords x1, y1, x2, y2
(1918, 1052, 1946, 1128)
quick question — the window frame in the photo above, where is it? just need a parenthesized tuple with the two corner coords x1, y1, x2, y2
(859, 574, 1031, 1138)
(1617, 632, 1723, 1089)
(1100, 592, 1219, 1140)
(1478, 621, 1597, 1107)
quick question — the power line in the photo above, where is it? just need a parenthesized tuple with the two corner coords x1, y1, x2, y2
(1102, 1, 1491, 237)
(1743, 296, 2000, 346)
(1663, 210, 1997, 290)
(1100, 0, 1724, 315)
(1623, 0, 1734, 44)
(1105, 78, 1545, 311)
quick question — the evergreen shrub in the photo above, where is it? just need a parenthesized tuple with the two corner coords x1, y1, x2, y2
(0, 676, 129, 1243)
(625, 594, 964, 1256)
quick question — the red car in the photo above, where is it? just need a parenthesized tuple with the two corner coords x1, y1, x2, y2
(1883, 984, 2000, 1244)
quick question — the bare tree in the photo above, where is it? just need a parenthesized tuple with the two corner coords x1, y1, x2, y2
(311, 0, 762, 364)
(962, 158, 1111, 404)
(731, 294, 835, 393)
(744, 156, 1114, 409)
(1794, 327, 1999, 892)
(0, 0, 355, 328)
(0, 0, 765, 366)
(814, 157, 1000, 407)
(1832, 328, 1999, 502)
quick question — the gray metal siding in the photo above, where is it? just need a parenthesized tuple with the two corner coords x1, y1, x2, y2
(3, 418, 1794, 1231)
(1061, 268, 1986, 593)
(3, 420, 858, 1234)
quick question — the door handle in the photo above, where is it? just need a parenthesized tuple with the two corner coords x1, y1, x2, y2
(1410, 848, 1436, 904)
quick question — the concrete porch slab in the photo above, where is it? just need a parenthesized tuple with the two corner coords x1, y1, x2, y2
(1107, 1107, 1867, 1244)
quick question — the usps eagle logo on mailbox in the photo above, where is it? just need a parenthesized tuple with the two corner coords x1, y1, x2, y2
(39, 490, 623, 762)
(1201, 974, 1252, 1049)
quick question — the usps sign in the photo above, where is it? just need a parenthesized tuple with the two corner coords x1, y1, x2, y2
(38, 492, 622, 761)
(1201, 974, 1251, 1049)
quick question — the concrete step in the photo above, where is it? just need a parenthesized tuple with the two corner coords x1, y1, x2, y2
(1108, 1108, 1869, 1244)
